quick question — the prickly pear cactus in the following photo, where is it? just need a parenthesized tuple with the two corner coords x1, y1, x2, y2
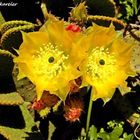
(112, 28, 140, 128)
(70, 2, 126, 29)
(12, 65, 36, 102)
(0, 102, 43, 140)
(0, 92, 23, 105)
(129, 30, 140, 73)
(73, 0, 116, 17)
(0, 12, 5, 25)
(0, 19, 43, 140)
(0, 20, 40, 53)
(0, 21, 34, 35)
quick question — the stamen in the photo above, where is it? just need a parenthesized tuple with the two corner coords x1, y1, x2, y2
(86, 47, 117, 82)
(32, 43, 69, 79)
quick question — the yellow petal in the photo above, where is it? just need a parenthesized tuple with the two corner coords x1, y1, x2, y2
(80, 23, 136, 101)
(14, 20, 83, 101)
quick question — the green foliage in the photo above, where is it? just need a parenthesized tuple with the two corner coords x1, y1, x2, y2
(0, 2, 139, 140)
(48, 121, 56, 140)
(117, 0, 139, 22)
(73, 0, 116, 17)
(0, 20, 35, 35)
(137, 117, 140, 124)
(89, 125, 123, 140)
(0, 12, 5, 25)
(79, 121, 134, 140)
(0, 20, 40, 52)
(71, 1, 125, 29)
(0, 103, 42, 140)
(122, 133, 134, 140)
(88, 125, 97, 140)
(70, 2, 88, 24)
(0, 20, 42, 140)
(13, 65, 36, 102)
(39, 107, 51, 118)
(125, 29, 140, 73)
(0, 92, 23, 105)
(87, 15, 126, 29)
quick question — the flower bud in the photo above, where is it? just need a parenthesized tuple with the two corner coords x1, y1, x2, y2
(64, 96, 84, 122)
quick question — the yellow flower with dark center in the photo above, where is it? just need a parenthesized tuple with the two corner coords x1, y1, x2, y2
(80, 24, 136, 101)
(14, 20, 82, 101)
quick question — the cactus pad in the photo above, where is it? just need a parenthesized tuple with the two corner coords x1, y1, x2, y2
(0, 103, 42, 140)
(0, 92, 23, 105)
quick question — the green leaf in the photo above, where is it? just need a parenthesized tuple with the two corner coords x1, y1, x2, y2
(109, 126, 123, 140)
(123, 133, 134, 140)
(88, 125, 97, 140)
(98, 131, 110, 140)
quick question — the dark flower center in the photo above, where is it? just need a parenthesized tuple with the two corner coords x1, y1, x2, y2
(99, 59, 105, 65)
(48, 56, 55, 63)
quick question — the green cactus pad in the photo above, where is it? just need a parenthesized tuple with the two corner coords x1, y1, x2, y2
(0, 92, 23, 105)
(0, 20, 40, 54)
(73, 0, 116, 17)
(125, 29, 140, 73)
(1, 24, 37, 52)
(0, 102, 42, 140)
(0, 20, 34, 35)
(87, 15, 126, 29)
(12, 65, 36, 102)
(0, 12, 5, 25)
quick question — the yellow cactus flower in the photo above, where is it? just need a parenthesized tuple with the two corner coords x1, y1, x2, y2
(79, 24, 135, 101)
(14, 20, 82, 101)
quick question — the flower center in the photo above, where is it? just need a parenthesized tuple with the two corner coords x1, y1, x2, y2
(99, 59, 105, 65)
(86, 47, 117, 82)
(48, 56, 55, 63)
(32, 43, 69, 79)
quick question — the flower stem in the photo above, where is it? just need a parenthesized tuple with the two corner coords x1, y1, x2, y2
(86, 87, 93, 133)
